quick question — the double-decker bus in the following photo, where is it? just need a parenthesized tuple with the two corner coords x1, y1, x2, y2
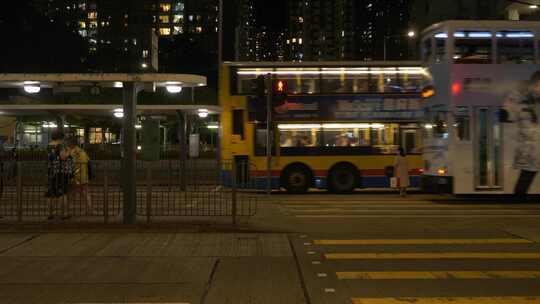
(421, 20, 540, 195)
(219, 62, 430, 193)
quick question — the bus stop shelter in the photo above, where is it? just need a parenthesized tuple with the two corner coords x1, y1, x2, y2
(0, 73, 216, 224)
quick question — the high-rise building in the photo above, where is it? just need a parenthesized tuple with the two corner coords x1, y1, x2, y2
(287, 0, 411, 61)
(33, 0, 217, 72)
(410, 0, 506, 32)
(236, 0, 257, 61)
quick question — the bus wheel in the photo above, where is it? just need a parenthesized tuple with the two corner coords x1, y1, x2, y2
(282, 166, 311, 194)
(328, 164, 358, 194)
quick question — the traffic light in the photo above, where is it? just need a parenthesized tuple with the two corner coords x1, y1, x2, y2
(272, 80, 288, 111)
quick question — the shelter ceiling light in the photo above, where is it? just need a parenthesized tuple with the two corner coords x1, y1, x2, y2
(23, 81, 41, 94)
(198, 108, 209, 118)
(166, 85, 183, 93)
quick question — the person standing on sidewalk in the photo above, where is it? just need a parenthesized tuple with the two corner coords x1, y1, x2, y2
(394, 147, 410, 197)
(67, 137, 93, 215)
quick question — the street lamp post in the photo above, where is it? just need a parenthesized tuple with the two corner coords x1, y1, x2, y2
(383, 30, 416, 61)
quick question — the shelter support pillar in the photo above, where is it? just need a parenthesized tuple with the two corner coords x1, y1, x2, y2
(176, 111, 187, 191)
(122, 82, 142, 224)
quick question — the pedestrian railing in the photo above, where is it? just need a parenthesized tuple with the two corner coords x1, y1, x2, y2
(0, 158, 258, 224)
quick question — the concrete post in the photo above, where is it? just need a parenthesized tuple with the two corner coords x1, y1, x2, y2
(122, 82, 142, 224)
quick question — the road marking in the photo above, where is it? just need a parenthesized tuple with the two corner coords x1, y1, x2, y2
(290, 209, 540, 214)
(317, 273, 328, 277)
(296, 215, 540, 218)
(311, 261, 321, 265)
(325, 252, 540, 260)
(324, 288, 335, 293)
(314, 238, 532, 245)
(307, 251, 316, 255)
(304, 242, 312, 246)
(351, 297, 540, 304)
(337, 270, 540, 280)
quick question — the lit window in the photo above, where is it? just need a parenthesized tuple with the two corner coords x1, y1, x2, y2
(159, 28, 171, 35)
(142, 50, 149, 58)
(159, 15, 169, 23)
(173, 14, 183, 23)
(188, 15, 193, 21)
(195, 26, 202, 33)
(173, 26, 183, 34)
(89, 21, 97, 28)
(160, 3, 171, 12)
(79, 21, 86, 28)
(298, 17, 304, 23)
(299, 38, 303, 44)
(88, 11, 97, 19)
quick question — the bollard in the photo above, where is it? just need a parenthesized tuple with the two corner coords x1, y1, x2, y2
(16, 162, 22, 223)
(103, 164, 109, 224)
(146, 163, 152, 224)
(232, 160, 237, 226)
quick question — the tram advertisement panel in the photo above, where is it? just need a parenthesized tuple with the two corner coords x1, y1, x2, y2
(500, 70, 540, 195)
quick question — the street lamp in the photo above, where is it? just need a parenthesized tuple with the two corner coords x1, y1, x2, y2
(383, 30, 416, 61)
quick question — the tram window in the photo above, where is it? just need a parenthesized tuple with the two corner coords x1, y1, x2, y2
(422, 38, 433, 63)
(321, 68, 369, 93)
(497, 31, 534, 64)
(455, 116, 470, 141)
(454, 31, 492, 64)
(279, 125, 321, 148)
(435, 35, 446, 63)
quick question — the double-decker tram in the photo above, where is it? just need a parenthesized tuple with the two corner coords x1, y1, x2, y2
(219, 62, 430, 193)
(421, 20, 540, 195)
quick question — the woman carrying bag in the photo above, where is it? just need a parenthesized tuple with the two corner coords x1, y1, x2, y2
(394, 147, 410, 197)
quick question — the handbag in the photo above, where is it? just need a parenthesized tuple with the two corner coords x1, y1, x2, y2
(390, 177, 398, 188)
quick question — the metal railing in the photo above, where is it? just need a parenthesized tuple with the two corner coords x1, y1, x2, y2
(0, 158, 258, 224)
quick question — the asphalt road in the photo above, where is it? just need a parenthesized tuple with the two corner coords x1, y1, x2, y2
(2, 194, 540, 303)
(277, 194, 540, 304)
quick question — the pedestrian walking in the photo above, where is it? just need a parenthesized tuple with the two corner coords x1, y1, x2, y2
(394, 147, 410, 197)
(46, 132, 73, 220)
(67, 137, 93, 215)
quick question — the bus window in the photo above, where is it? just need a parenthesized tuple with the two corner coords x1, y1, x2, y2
(278, 68, 320, 94)
(371, 124, 399, 154)
(497, 31, 534, 64)
(278, 124, 321, 148)
(321, 68, 369, 93)
(422, 38, 433, 63)
(382, 68, 401, 93)
(235, 68, 272, 94)
(232, 109, 245, 139)
(254, 124, 275, 156)
(322, 124, 371, 147)
(454, 31, 492, 64)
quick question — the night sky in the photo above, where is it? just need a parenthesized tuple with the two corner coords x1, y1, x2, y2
(255, 0, 288, 30)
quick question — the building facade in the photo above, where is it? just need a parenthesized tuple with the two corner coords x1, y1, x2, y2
(33, 0, 218, 72)
(287, 0, 411, 61)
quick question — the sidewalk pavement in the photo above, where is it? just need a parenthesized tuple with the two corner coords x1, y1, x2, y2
(0, 232, 307, 304)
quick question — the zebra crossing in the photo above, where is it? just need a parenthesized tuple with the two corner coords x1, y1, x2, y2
(281, 198, 540, 219)
(295, 234, 540, 304)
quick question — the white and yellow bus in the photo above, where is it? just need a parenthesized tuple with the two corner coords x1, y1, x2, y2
(220, 62, 430, 193)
